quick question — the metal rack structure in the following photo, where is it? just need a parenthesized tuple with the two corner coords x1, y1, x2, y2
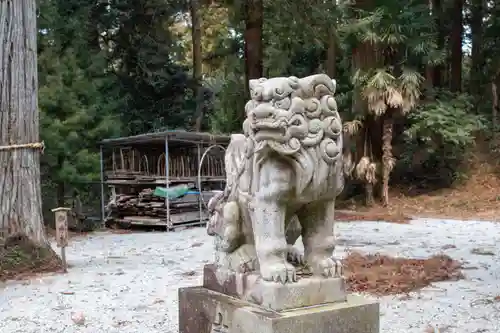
(98, 130, 230, 230)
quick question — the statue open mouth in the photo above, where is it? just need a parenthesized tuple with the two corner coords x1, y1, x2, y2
(251, 121, 287, 142)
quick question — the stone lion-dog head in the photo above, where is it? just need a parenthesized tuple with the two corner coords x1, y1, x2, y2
(243, 74, 344, 196)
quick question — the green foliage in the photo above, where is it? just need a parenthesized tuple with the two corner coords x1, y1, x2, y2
(208, 72, 246, 134)
(38, 50, 120, 206)
(339, 0, 442, 66)
(100, 0, 194, 135)
(406, 93, 484, 149)
(37, 0, 197, 214)
(37, 0, 122, 210)
(31, 0, 500, 210)
(398, 92, 486, 185)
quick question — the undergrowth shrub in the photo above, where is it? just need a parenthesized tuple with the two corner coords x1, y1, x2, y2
(395, 91, 486, 188)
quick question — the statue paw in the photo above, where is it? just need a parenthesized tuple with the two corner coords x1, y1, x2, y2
(261, 261, 297, 283)
(312, 257, 343, 278)
(286, 245, 305, 266)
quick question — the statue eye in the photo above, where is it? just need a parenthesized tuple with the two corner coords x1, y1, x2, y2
(292, 119, 301, 126)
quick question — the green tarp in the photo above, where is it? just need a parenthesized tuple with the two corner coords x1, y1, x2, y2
(152, 184, 190, 199)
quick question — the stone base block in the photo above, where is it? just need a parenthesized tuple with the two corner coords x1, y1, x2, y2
(179, 286, 379, 333)
(203, 264, 347, 311)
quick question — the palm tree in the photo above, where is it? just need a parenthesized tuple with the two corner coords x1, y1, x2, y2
(341, 0, 441, 206)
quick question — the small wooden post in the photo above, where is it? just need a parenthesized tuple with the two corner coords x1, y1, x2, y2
(51, 207, 71, 273)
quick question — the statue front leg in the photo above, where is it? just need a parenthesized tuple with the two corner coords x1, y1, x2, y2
(298, 200, 342, 278)
(251, 161, 296, 283)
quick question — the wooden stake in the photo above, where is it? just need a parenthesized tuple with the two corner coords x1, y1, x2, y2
(51, 207, 71, 273)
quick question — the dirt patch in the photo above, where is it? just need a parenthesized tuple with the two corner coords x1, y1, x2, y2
(343, 252, 463, 295)
(0, 233, 63, 282)
(338, 156, 500, 222)
(336, 143, 500, 223)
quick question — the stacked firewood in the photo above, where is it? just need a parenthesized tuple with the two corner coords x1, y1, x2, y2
(106, 188, 204, 219)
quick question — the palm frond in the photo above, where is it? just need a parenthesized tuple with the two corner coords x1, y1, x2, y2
(362, 69, 399, 115)
(385, 86, 404, 108)
(343, 120, 363, 135)
(381, 24, 407, 45)
(424, 48, 447, 66)
(355, 156, 370, 180)
(343, 151, 355, 177)
(351, 69, 371, 87)
(398, 68, 424, 113)
(361, 30, 382, 44)
(366, 69, 397, 90)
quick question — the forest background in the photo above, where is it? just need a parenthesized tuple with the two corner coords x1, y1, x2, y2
(36, 0, 500, 224)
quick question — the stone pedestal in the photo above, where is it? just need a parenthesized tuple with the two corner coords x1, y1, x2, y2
(203, 264, 347, 311)
(179, 287, 379, 333)
(179, 264, 379, 333)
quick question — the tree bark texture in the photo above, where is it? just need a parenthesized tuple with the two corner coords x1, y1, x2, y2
(470, 0, 485, 95)
(190, 0, 205, 131)
(381, 116, 393, 207)
(365, 183, 374, 207)
(352, 0, 381, 207)
(492, 73, 500, 136)
(326, 31, 337, 79)
(432, 0, 444, 88)
(0, 0, 48, 244)
(424, 0, 434, 90)
(243, 0, 263, 100)
(450, 0, 463, 92)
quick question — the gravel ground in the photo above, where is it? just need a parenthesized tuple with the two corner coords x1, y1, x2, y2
(0, 218, 499, 333)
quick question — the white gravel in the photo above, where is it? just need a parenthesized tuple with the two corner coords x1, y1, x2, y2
(1, 218, 500, 333)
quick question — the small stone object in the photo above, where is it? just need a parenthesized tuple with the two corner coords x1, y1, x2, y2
(471, 247, 495, 256)
(71, 312, 85, 326)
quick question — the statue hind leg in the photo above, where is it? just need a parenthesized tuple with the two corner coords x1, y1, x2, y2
(285, 214, 304, 266)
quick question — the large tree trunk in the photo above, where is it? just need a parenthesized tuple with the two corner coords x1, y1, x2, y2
(243, 0, 263, 101)
(450, 0, 463, 92)
(326, 31, 337, 79)
(88, 2, 106, 51)
(432, 0, 444, 88)
(190, 0, 205, 132)
(469, 0, 485, 95)
(325, 0, 337, 79)
(352, 0, 381, 206)
(0, 0, 48, 245)
(424, 0, 434, 91)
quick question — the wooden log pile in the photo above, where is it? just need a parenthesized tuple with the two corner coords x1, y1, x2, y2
(105, 188, 215, 228)
(107, 188, 200, 218)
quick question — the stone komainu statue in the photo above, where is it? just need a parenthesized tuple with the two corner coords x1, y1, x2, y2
(207, 74, 344, 284)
